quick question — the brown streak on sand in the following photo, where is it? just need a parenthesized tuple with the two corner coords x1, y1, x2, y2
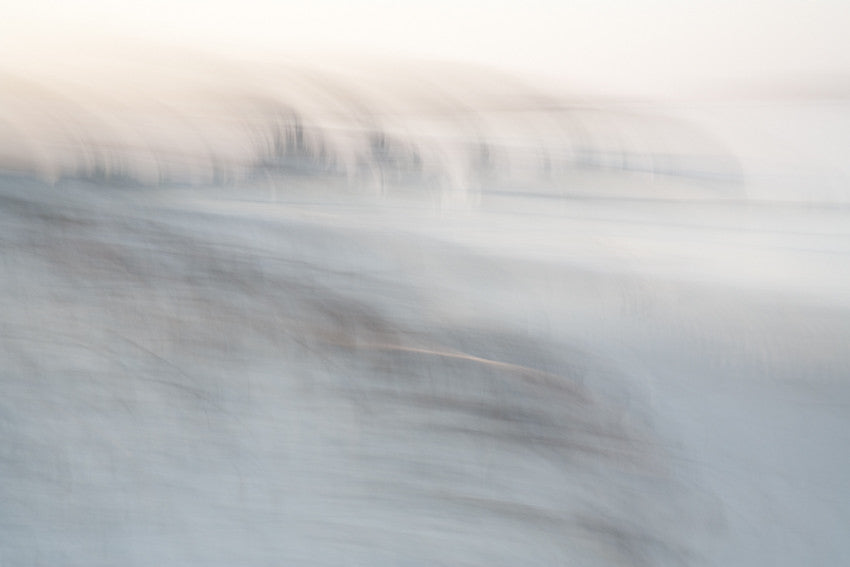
(327, 339, 584, 395)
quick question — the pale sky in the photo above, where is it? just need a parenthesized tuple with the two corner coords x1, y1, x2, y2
(3, 0, 849, 97)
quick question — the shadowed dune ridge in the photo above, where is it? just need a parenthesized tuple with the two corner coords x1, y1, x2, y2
(0, 176, 725, 565)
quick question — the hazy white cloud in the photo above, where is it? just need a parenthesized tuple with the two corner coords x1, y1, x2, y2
(3, 0, 849, 96)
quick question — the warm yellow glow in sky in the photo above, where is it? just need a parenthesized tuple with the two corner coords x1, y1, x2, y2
(3, 0, 849, 97)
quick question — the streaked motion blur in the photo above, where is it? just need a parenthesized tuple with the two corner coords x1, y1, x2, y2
(1, 43, 849, 567)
